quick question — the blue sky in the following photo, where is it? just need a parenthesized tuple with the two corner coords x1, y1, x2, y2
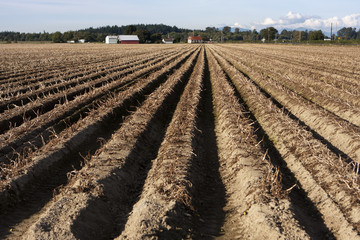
(0, 0, 359, 32)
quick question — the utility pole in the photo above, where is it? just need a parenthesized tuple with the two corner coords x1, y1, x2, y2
(335, 22, 338, 41)
(268, 28, 270, 42)
(331, 23, 333, 40)
(299, 31, 301, 42)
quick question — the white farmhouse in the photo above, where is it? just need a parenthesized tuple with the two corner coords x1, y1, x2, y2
(188, 36, 202, 43)
(105, 36, 118, 44)
(162, 38, 174, 44)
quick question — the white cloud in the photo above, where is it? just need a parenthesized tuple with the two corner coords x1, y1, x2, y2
(259, 12, 305, 26)
(286, 11, 302, 20)
(262, 17, 277, 25)
(236, 12, 360, 31)
(232, 22, 247, 29)
(342, 14, 360, 27)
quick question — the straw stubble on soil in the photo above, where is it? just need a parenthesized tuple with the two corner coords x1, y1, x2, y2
(0, 43, 359, 239)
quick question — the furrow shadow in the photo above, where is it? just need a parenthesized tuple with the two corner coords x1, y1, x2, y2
(220, 59, 335, 240)
(0, 50, 196, 238)
(70, 50, 199, 240)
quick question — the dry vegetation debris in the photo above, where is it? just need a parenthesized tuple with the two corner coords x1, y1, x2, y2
(0, 43, 359, 239)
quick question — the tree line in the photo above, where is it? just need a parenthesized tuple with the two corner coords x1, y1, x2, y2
(1, 24, 359, 43)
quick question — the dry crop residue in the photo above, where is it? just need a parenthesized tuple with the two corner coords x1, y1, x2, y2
(0, 43, 359, 239)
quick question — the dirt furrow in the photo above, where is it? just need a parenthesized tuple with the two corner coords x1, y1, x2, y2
(223, 44, 360, 86)
(209, 46, 360, 239)
(0, 48, 179, 113)
(0, 48, 193, 164)
(8, 47, 199, 240)
(119, 47, 205, 239)
(0, 48, 180, 133)
(1, 44, 359, 240)
(206, 48, 309, 239)
(0, 45, 174, 84)
(0, 48, 166, 94)
(214, 45, 360, 126)
(209, 45, 360, 164)
(0, 47, 199, 217)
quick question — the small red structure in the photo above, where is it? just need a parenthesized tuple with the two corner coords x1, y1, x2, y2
(188, 36, 203, 43)
(119, 35, 140, 44)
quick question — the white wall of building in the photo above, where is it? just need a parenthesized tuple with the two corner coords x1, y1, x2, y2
(105, 36, 118, 44)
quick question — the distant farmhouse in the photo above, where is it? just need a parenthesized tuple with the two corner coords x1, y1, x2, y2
(67, 39, 86, 44)
(188, 36, 202, 43)
(105, 35, 140, 44)
(105, 36, 118, 44)
(118, 35, 140, 44)
(162, 38, 174, 44)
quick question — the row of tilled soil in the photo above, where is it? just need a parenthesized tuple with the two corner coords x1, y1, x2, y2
(216, 45, 360, 124)
(0, 44, 178, 82)
(205, 49, 310, 239)
(222, 45, 360, 99)
(0, 47, 185, 134)
(225, 45, 360, 107)
(1, 44, 359, 239)
(208, 46, 360, 239)
(0, 46, 184, 100)
(240, 44, 360, 82)
(16, 45, 202, 240)
(8, 46, 309, 240)
(0, 46, 199, 223)
(0, 46, 186, 111)
(208, 45, 360, 164)
(0, 47, 193, 165)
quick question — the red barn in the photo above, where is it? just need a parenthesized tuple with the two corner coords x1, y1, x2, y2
(188, 36, 203, 43)
(119, 35, 140, 44)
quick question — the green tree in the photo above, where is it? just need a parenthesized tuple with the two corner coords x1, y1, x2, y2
(308, 30, 325, 40)
(125, 25, 137, 35)
(199, 32, 210, 41)
(251, 29, 259, 41)
(260, 27, 278, 41)
(169, 32, 183, 43)
(337, 27, 357, 40)
(150, 33, 162, 43)
(52, 31, 63, 43)
(136, 29, 151, 43)
(223, 26, 231, 34)
(205, 27, 217, 33)
(82, 31, 96, 42)
(279, 29, 291, 40)
(292, 30, 307, 42)
(63, 31, 74, 41)
(96, 33, 105, 42)
(39, 32, 51, 41)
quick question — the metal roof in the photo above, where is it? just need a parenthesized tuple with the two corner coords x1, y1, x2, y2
(119, 35, 139, 41)
(188, 36, 202, 40)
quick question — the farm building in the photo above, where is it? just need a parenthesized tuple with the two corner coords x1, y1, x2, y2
(105, 36, 118, 44)
(162, 38, 174, 44)
(188, 36, 203, 43)
(78, 39, 86, 43)
(119, 35, 140, 44)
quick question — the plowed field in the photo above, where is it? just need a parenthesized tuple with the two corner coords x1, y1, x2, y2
(0, 43, 359, 239)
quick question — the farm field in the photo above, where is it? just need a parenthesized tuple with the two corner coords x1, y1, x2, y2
(0, 43, 359, 239)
